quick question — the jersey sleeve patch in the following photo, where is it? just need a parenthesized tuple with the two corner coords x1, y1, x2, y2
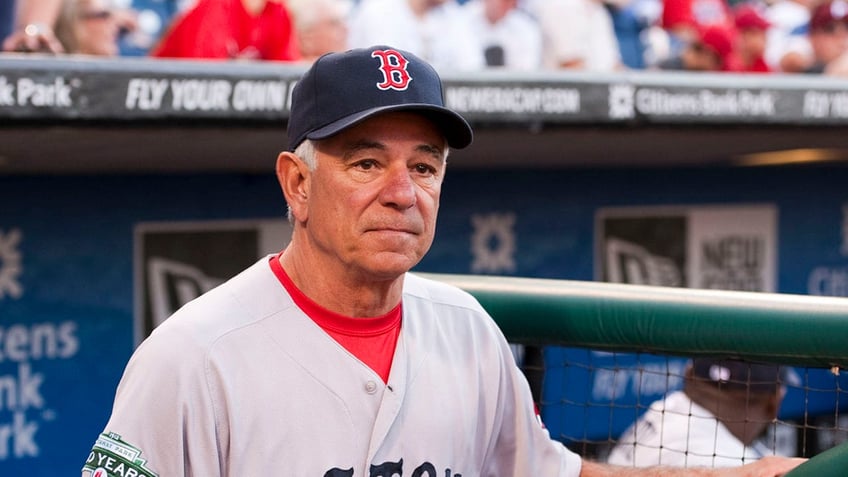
(82, 432, 159, 477)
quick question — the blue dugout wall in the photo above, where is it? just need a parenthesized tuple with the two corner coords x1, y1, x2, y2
(1, 164, 847, 474)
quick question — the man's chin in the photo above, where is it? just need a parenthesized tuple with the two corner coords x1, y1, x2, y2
(358, 252, 423, 280)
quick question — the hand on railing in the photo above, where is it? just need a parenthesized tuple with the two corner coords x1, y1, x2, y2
(2, 22, 65, 54)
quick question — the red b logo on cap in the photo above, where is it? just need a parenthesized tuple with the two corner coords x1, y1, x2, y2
(371, 49, 412, 91)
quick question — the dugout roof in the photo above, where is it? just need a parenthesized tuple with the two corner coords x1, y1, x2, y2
(1, 55, 847, 174)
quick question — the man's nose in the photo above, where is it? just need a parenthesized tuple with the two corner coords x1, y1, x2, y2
(379, 166, 417, 209)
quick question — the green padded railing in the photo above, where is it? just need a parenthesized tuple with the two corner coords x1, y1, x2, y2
(420, 273, 848, 474)
(784, 440, 848, 477)
(419, 273, 848, 369)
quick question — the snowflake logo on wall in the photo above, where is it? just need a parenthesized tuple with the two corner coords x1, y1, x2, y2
(470, 213, 517, 274)
(608, 84, 635, 119)
(0, 228, 23, 300)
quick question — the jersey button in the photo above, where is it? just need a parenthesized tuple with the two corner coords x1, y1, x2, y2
(365, 380, 378, 394)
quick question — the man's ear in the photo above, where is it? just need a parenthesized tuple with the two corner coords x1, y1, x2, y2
(276, 151, 310, 222)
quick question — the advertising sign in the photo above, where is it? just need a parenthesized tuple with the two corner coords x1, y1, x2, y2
(135, 219, 292, 341)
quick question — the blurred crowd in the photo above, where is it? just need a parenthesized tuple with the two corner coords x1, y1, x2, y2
(2, 0, 848, 76)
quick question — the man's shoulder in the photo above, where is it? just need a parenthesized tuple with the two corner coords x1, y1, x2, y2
(403, 272, 488, 315)
(151, 257, 291, 346)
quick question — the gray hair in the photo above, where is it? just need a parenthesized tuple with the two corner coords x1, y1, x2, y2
(293, 139, 318, 171)
(286, 140, 316, 222)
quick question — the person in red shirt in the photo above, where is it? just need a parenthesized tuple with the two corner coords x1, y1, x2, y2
(151, 0, 300, 61)
(658, 23, 736, 71)
(731, 4, 772, 73)
(662, 0, 734, 47)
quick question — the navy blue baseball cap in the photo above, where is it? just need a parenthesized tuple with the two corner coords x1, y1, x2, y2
(286, 45, 473, 151)
(692, 358, 788, 394)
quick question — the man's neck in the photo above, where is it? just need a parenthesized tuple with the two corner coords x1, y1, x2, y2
(279, 245, 404, 318)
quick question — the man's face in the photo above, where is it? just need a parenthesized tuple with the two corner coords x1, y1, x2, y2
(303, 112, 447, 281)
(739, 29, 767, 58)
(484, 0, 515, 23)
(811, 21, 848, 64)
(683, 42, 722, 71)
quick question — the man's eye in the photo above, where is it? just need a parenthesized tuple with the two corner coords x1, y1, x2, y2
(414, 164, 436, 175)
(355, 159, 377, 170)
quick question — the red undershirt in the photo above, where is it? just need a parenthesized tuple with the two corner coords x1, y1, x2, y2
(269, 254, 401, 384)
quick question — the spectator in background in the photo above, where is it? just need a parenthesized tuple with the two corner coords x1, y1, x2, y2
(661, 0, 734, 58)
(150, 0, 300, 61)
(529, 0, 624, 71)
(732, 4, 772, 73)
(53, 0, 131, 56)
(763, 0, 816, 72)
(286, 0, 350, 63)
(3, 0, 136, 55)
(656, 22, 735, 71)
(799, 0, 848, 73)
(347, 0, 485, 72)
(607, 0, 660, 69)
(607, 358, 789, 468)
(461, 0, 542, 70)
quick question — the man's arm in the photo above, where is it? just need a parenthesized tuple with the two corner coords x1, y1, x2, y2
(581, 456, 807, 477)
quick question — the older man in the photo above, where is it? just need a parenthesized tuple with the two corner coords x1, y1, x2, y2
(82, 45, 804, 477)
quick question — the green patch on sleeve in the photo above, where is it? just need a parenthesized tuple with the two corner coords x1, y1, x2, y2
(82, 432, 159, 477)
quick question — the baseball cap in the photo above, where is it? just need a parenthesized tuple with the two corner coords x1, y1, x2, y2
(697, 25, 735, 63)
(691, 358, 786, 394)
(286, 45, 473, 152)
(810, 0, 848, 32)
(734, 5, 771, 31)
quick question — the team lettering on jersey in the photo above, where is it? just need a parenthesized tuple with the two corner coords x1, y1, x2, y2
(325, 458, 461, 476)
(371, 49, 412, 92)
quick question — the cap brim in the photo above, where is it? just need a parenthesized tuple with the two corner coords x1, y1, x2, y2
(305, 103, 473, 150)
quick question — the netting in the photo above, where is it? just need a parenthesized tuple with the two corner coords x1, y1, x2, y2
(529, 347, 848, 464)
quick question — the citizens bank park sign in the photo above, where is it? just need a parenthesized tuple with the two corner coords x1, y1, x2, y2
(2, 56, 848, 124)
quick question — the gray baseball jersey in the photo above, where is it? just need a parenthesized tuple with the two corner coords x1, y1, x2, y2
(82, 256, 582, 476)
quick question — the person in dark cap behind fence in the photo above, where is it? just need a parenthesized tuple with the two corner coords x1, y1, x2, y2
(608, 357, 791, 469)
(81, 45, 803, 477)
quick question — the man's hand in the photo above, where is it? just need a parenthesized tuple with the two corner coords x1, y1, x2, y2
(581, 456, 807, 477)
(2, 23, 64, 53)
(728, 456, 807, 477)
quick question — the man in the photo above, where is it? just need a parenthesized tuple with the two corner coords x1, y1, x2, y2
(732, 5, 772, 73)
(608, 358, 789, 468)
(657, 24, 735, 71)
(802, 0, 848, 74)
(81, 46, 804, 476)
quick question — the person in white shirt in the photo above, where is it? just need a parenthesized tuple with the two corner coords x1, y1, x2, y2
(461, 0, 543, 70)
(528, 0, 624, 71)
(347, 0, 485, 72)
(608, 358, 789, 468)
